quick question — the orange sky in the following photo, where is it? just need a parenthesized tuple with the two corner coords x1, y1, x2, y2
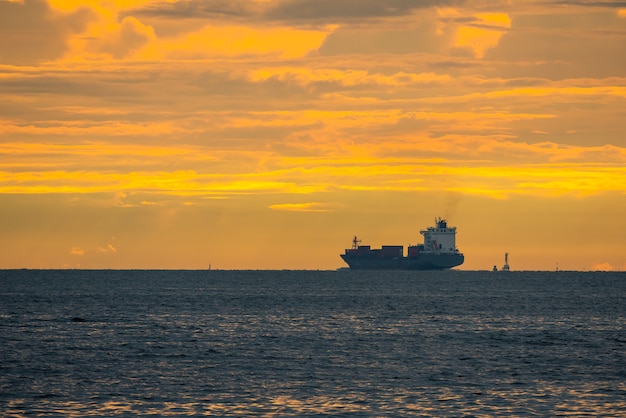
(1, 0, 625, 270)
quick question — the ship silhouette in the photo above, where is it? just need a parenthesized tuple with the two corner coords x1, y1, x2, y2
(340, 218, 464, 270)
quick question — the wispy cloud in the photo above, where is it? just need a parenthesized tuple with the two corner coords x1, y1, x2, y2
(97, 244, 117, 253)
(268, 202, 338, 212)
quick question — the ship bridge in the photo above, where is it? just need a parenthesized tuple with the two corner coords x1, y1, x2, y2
(420, 218, 459, 254)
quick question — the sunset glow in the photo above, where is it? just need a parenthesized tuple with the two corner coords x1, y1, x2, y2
(1, 0, 625, 270)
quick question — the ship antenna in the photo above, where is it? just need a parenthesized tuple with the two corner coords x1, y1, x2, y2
(352, 235, 361, 250)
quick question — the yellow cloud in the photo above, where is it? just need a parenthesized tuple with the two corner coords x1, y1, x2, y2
(2, 137, 625, 198)
(455, 26, 502, 58)
(0, 121, 188, 137)
(249, 67, 451, 87)
(268, 202, 336, 212)
(484, 86, 626, 99)
(99, 16, 156, 59)
(592, 262, 613, 271)
(0, 142, 208, 171)
(51, 1, 333, 61)
(97, 244, 117, 253)
(438, 9, 511, 58)
(138, 25, 333, 60)
(48, 0, 155, 12)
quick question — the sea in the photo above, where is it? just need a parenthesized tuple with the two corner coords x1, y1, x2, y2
(1, 270, 624, 417)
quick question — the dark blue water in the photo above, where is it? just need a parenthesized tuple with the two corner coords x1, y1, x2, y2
(1, 270, 625, 416)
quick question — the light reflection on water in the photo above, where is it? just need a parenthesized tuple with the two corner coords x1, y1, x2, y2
(1, 270, 625, 416)
(5, 385, 625, 416)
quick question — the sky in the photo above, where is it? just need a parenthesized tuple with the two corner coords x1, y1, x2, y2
(1, 0, 625, 270)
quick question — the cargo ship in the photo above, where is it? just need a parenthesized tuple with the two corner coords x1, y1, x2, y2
(340, 218, 464, 270)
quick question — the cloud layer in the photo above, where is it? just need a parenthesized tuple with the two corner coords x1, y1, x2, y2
(1, 0, 625, 269)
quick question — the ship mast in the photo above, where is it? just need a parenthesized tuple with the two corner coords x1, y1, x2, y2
(351, 235, 361, 250)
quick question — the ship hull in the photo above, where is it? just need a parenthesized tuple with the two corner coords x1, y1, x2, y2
(340, 253, 464, 270)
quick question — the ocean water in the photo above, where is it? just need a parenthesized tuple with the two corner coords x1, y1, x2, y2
(1, 270, 624, 417)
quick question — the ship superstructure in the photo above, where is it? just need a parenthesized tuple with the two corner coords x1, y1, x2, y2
(340, 217, 464, 270)
(419, 218, 459, 255)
